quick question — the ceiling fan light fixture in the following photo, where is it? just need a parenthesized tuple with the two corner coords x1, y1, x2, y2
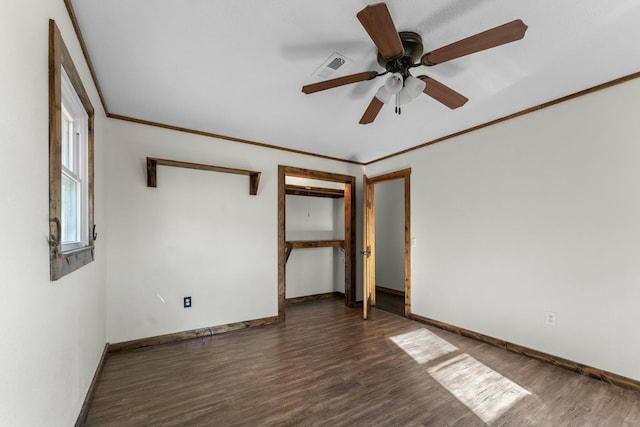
(384, 72, 403, 95)
(404, 75, 426, 98)
(398, 89, 413, 106)
(374, 85, 392, 104)
(398, 76, 426, 106)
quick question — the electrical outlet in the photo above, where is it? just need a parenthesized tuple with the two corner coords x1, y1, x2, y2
(545, 311, 557, 326)
(184, 296, 192, 308)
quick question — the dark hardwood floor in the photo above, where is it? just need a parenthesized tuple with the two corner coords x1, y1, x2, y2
(85, 298, 640, 426)
(374, 289, 405, 316)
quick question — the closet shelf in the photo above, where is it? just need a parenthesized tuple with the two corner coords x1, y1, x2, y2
(146, 157, 261, 195)
(285, 184, 344, 198)
(285, 240, 345, 263)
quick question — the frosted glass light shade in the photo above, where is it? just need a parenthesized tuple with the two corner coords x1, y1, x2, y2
(384, 73, 403, 95)
(374, 85, 392, 104)
(404, 75, 426, 98)
(398, 88, 413, 105)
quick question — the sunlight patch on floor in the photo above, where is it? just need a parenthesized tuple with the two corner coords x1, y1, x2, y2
(428, 353, 531, 424)
(390, 329, 458, 364)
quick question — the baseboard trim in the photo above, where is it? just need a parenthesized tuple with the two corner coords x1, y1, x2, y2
(285, 291, 344, 304)
(109, 315, 280, 353)
(375, 285, 405, 297)
(75, 343, 109, 427)
(410, 313, 640, 392)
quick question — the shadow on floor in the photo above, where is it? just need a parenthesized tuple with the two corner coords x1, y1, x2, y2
(375, 290, 404, 316)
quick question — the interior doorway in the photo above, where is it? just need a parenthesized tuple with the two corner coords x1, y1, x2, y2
(374, 178, 406, 316)
(278, 166, 356, 322)
(363, 168, 411, 320)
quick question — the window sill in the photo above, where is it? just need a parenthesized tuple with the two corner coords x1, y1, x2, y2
(50, 244, 94, 281)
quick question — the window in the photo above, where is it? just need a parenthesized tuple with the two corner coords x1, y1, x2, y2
(61, 69, 89, 251)
(49, 20, 95, 280)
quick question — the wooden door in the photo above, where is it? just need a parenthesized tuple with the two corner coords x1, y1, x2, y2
(363, 174, 375, 319)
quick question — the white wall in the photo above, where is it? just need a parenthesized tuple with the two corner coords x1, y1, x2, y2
(0, 1, 107, 425)
(286, 246, 336, 298)
(106, 119, 362, 343)
(374, 179, 405, 292)
(285, 194, 345, 298)
(366, 78, 640, 381)
(286, 195, 341, 241)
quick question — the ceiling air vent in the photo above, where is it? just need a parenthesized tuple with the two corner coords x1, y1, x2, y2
(313, 52, 351, 79)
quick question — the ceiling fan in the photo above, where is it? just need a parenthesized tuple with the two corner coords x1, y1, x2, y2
(301, 3, 528, 124)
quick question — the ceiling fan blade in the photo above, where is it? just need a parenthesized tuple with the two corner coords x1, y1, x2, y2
(421, 19, 528, 66)
(356, 3, 404, 59)
(417, 76, 468, 109)
(359, 97, 384, 124)
(302, 71, 379, 94)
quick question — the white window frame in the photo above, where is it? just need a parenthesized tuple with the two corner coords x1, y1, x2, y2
(60, 68, 89, 252)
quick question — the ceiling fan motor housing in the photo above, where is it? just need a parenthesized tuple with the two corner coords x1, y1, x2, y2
(377, 31, 423, 78)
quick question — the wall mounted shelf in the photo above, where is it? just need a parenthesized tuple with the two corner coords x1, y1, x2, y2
(146, 157, 261, 195)
(285, 239, 345, 263)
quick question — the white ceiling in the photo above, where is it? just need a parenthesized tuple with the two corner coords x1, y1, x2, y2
(70, 0, 640, 163)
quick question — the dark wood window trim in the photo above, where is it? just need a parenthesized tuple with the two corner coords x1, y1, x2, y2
(49, 20, 95, 281)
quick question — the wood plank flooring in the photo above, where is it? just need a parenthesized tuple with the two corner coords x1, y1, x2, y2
(85, 299, 640, 426)
(374, 290, 405, 316)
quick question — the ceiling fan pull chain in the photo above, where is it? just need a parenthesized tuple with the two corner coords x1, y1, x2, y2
(395, 92, 401, 115)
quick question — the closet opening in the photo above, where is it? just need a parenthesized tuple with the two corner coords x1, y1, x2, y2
(278, 166, 356, 321)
